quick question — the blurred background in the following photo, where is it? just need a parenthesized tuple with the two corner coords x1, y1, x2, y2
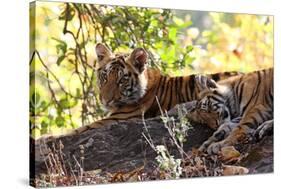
(30, 1, 273, 138)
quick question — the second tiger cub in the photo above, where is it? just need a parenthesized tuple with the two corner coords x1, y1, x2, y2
(190, 68, 273, 154)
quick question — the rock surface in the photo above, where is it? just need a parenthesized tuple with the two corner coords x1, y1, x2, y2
(31, 101, 273, 180)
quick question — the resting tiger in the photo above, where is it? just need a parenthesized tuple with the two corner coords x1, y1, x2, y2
(67, 43, 241, 135)
(189, 68, 273, 154)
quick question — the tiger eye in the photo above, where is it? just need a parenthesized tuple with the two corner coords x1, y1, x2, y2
(213, 90, 219, 95)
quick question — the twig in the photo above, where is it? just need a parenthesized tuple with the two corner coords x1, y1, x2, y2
(141, 112, 157, 151)
(155, 96, 188, 159)
(73, 155, 84, 184)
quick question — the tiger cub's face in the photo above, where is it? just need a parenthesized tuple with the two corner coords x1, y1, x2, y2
(189, 80, 231, 129)
(95, 43, 148, 110)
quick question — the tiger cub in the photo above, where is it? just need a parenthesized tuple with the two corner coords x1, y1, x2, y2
(67, 43, 241, 135)
(190, 68, 273, 154)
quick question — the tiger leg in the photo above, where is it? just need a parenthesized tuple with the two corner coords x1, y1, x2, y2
(199, 117, 241, 153)
(254, 119, 273, 140)
(206, 105, 272, 154)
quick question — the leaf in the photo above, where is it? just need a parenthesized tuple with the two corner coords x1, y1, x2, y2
(31, 92, 41, 110)
(76, 88, 81, 97)
(168, 28, 177, 42)
(185, 56, 195, 65)
(143, 22, 150, 32)
(52, 37, 67, 54)
(173, 17, 184, 26)
(185, 45, 194, 54)
(41, 120, 48, 129)
(173, 17, 192, 28)
(39, 101, 49, 112)
(59, 98, 69, 109)
(59, 98, 77, 109)
(55, 116, 65, 127)
(40, 101, 47, 108)
(56, 56, 65, 66)
(59, 5, 75, 21)
(40, 118, 49, 135)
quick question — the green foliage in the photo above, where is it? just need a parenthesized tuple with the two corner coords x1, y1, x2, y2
(30, 2, 273, 138)
(155, 145, 182, 179)
(52, 37, 67, 66)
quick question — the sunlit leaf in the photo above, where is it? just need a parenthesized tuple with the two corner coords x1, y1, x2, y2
(55, 116, 65, 127)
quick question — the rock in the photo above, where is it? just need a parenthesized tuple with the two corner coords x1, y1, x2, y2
(223, 165, 249, 176)
(238, 135, 273, 174)
(31, 101, 273, 183)
(32, 101, 214, 177)
(220, 146, 240, 163)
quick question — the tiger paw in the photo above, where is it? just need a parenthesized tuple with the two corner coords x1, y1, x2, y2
(206, 141, 225, 155)
(198, 141, 209, 152)
(198, 128, 228, 153)
(220, 146, 240, 162)
(254, 120, 273, 140)
(198, 138, 214, 152)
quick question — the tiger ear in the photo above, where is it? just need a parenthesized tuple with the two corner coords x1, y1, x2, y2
(95, 43, 112, 63)
(207, 78, 218, 89)
(196, 75, 218, 92)
(130, 48, 148, 73)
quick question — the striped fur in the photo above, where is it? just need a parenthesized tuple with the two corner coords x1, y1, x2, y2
(190, 68, 273, 154)
(68, 43, 241, 135)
